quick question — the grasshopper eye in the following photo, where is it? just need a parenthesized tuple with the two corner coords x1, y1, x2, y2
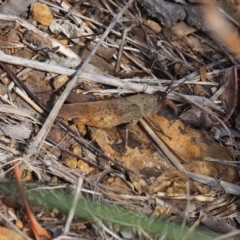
(155, 91, 167, 104)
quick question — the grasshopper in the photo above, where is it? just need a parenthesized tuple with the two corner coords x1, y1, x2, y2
(58, 92, 167, 128)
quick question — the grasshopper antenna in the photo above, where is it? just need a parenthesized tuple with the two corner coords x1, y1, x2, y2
(155, 77, 175, 104)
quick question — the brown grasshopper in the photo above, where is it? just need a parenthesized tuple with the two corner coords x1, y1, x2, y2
(58, 91, 168, 128)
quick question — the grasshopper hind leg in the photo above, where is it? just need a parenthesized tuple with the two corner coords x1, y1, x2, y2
(124, 120, 138, 152)
(116, 120, 138, 154)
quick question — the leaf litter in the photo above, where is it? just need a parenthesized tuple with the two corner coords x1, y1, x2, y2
(0, 0, 240, 239)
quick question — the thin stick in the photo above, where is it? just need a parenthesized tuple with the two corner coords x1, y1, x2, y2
(115, 26, 132, 74)
(1, 51, 237, 95)
(63, 177, 83, 235)
(139, 119, 186, 172)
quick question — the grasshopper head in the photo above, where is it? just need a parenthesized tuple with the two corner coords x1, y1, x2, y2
(155, 91, 167, 105)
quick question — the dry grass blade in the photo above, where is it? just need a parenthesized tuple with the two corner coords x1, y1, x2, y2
(63, 177, 83, 235)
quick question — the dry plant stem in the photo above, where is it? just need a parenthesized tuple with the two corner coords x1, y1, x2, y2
(139, 119, 186, 172)
(110, 0, 136, 20)
(179, 50, 204, 69)
(0, 51, 237, 96)
(122, 50, 156, 77)
(0, 143, 20, 155)
(0, 62, 46, 115)
(40, 0, 111, 29)
(26, 0, 134, 156)
(181, 180, 190, 235)
(46, 138, 104, 171)
(101, 0, 119, 19)
(155, 193, 214, 202)
(4, 54, 41, 98)
(205, 157, 239, 167)
(204, 197, 230, 212)
(210, 80, 230, 101)
(0, 56, 231, 118)
(0, 48, 231, 84)
(63, 177, 83, 235)
(13, 160, 51, 240)
(186, 172, 240, 196)
(46, 165, 78, 184)
(56, 0, 93, 27)
(54, 237, 79, 240)
(0, 51, 220, 114)
(15, 87, 45, 115)
(115, 26, 131, 74)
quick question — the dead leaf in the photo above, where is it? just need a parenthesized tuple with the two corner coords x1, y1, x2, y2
(180, 105, 216, 128)
(219, 67, 238, 121)
(0, 124, 31, 140)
